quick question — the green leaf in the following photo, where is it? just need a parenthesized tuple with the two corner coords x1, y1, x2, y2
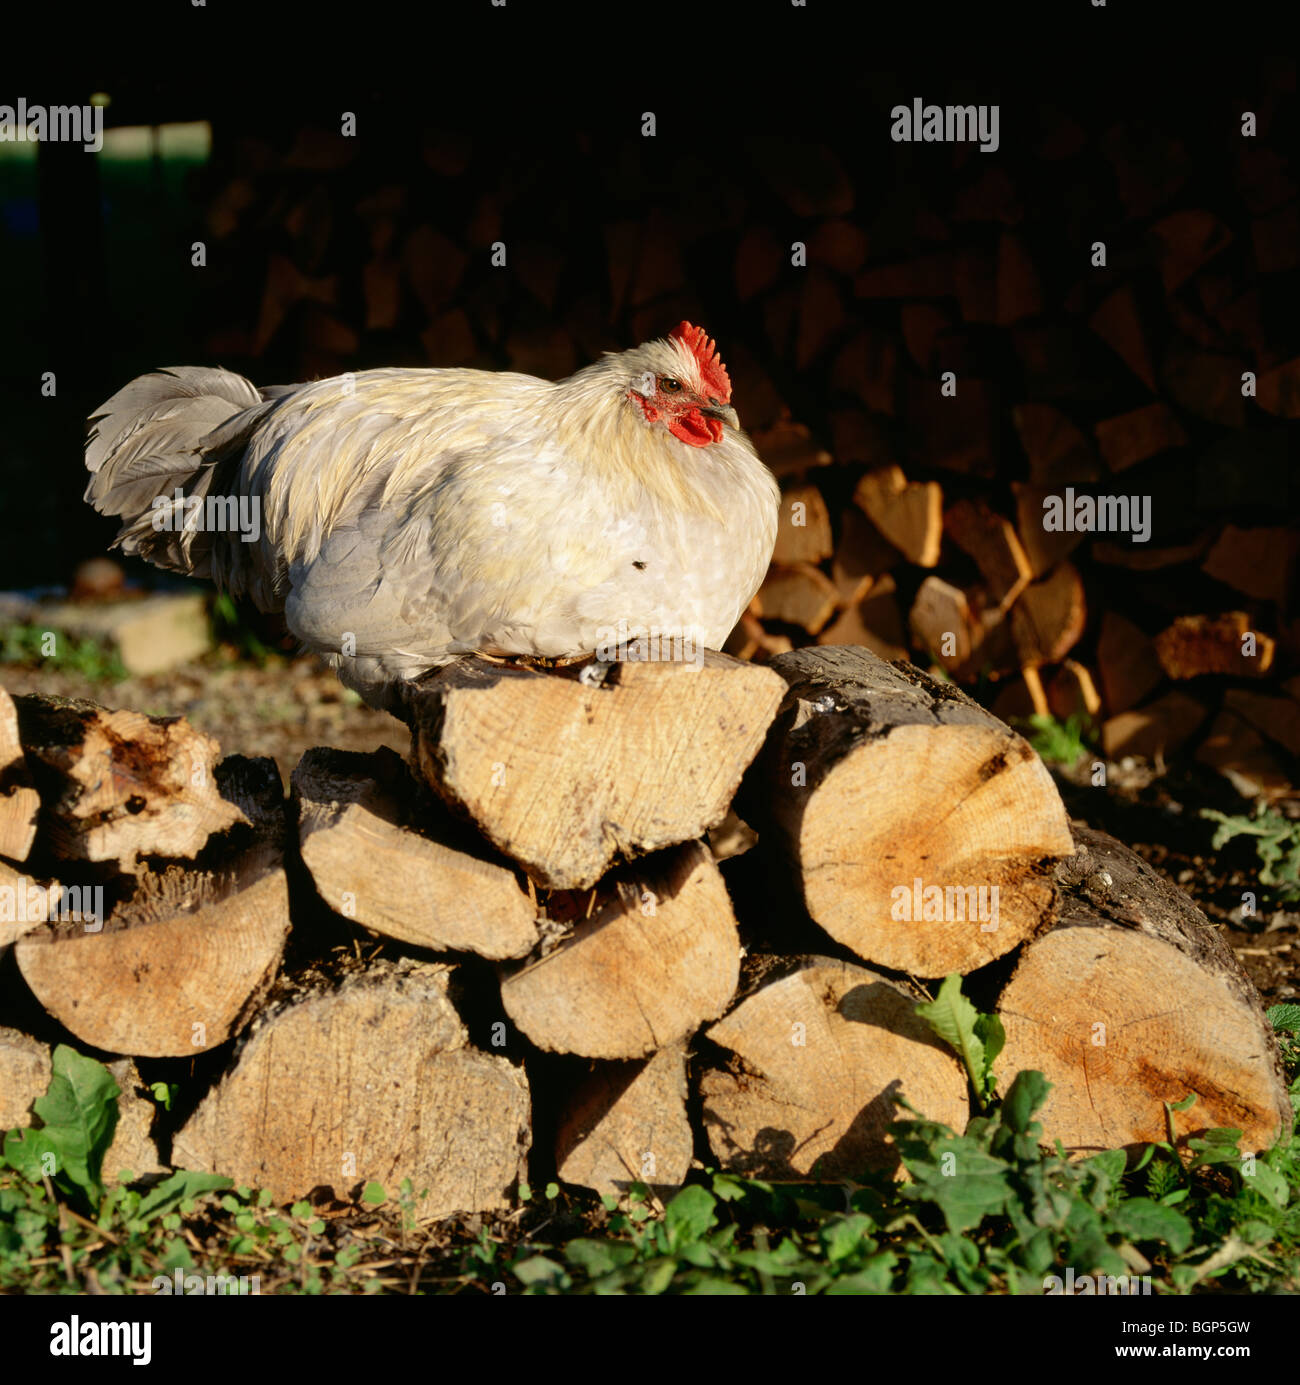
(512, 1254, 566, 1288)
(1242, 1163, 1289, 1210)
(1110, 1198, 1193, 1254)
(29, 1047, 120, 1204)
(825, 1251, 897, 1294)
(999, 1070, 1051, 1136)
(360, 1181, 386, 1206)
(1267, 1003, 1300, 1034)
(135, 1171, 232, 1224)
(898, 1135, 1012, 1233)
(663, 1185, 718, 1250)
(635, 1258, 678, 1295)
(821, 1213, 877, 1264)
(2, 1127, 60, 1184)
(565, 1239, 637, 1277)
(915, 975, 987, 1093)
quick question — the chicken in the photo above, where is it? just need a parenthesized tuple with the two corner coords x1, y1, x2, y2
(84, 322, 779, 712)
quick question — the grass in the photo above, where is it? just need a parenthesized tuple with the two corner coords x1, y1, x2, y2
(2, 995, 1298, 1295)
(0, 622, 126, 683)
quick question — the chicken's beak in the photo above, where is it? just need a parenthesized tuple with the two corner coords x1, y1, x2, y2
(700, 403, 740, 430)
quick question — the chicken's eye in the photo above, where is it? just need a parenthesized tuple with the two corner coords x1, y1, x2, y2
(658, 377, 682, 393)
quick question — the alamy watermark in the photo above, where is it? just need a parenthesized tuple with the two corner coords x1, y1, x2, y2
(151, 490, 261, 544)
(0, 875, 103, 931)
(890, 99, 999, 153)
(0, 99, 103, 153)
(891, 878, 999, 932)
(594, 620, 705, 670)
(1042, 488, 1151, 543)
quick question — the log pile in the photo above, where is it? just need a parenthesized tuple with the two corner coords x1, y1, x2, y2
(0, 650, 1288, 1216)
(185, 98, 1298, 804)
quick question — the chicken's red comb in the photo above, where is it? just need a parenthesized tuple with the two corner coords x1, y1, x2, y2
(670, 321, 732, 402)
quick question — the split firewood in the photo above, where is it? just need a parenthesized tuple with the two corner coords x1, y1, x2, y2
(771, 484, 833, 567)
(817, 573, 909, 662)
(1013, 484, 1084, 577)
(1047, 661, 1102, 723)
(1094, 402, 1188, 473)
(830, 505, 899, 605)
(1195, 710, 1291, 800)
(749, 422, 834, 483)
(173, 960, 530, 1220)
(1149, 210, 1233, 293)
(723, 609, 794, 663)
(735, 227, 783, 302)
(995, 231, 1043, 326)
(1201, 525, 1299, 606)
(1012, 404, 1101, 487)
(1101, 690, 1208, 760)
(555, 1042, 693, 1198)
(744, 647, 1074, 976)
(853, 465, 943, 567)
(1089, 284, 1156, 389)
(1153, 612, 1275, 680)
(1223, 687, 1300, 758)
(1161, 340, 1247, 428)
(1092, 533, 1212, 570)
(830, 328, 895, 413)
(13, 695, 244, 871)
(15, 757, 290, 1058)
(796, 270, 847, 370)
(0, 857, 61, 949)
(500, 843, 739, 1059)
(1010, 563, 1086, 668)
(755, 563, 840, 635)
(900, 303, 955, 372)
(1097, 612, 1165, 715)
(699, 957, 968, 1178)
(293, 746, 537, 960)
(909, 577, 979, 677)
(404, 654, 784, 891)
(997, 825, 1291, 1156)
(943, 499, 1032, 611)
(1257, 357, 1300, 418)
(0, 688, 38, 862)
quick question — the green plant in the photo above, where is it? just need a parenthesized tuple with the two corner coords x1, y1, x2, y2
(1202, 805, 1300, 901)
(1018, 711, 1093, 766)
(915, 973, 1004, 1108)
(0, 622, 126, 682)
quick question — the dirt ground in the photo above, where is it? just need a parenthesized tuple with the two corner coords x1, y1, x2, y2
(3, 648, 1296, 1007)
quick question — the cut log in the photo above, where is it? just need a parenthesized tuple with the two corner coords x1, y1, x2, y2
(756, 563, 840, 635)
(723, 609, 794, 663)
(555, 1042, 692, 1198)
(1201, 525, 1299, 605)
(0, 1025, 50, 1129)
(1257, 357, 1300, 418)
(14, 695, 244, 870)
(1097, 612, 1164, 715)
(405, 654, 784, 891)
(831, 328, 895, 414)
(1153, 612, 1275, 680)
(1161, 341, 1247, 427)
(173, 960, 530, 1220)
(744, 647, 1074, 976)
(995, 231, 1042, 325)
(1101, 690, 1208, 760)
(771, 483, 833, 567)
(699, 957, 968, 1177)
(750, 419, 833, 481)
(0, 857, 62, 949)
(997, 825, 1291, 1156)
(1010, 563, 1086, 667)
(500, 842, 739, 1059)
(15, 757, 290, 1057)
(853, 465, 943, 567)
(1094, 402, 1188, 473)
(943, 499, 1032, 612)
(103, 1058, 167, 1186)
(0, 688, 38, 862)
(293, 746, 537, 960)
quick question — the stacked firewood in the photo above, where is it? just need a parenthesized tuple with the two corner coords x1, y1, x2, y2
(0, 656, 1289, 1218)
(193, 107, 1298, 798)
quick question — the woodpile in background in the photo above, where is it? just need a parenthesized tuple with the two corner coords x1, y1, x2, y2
(0, 653, 1289, 1219)
(170, 93, 1299, 805)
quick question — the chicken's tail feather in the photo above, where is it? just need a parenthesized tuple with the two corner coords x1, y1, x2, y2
(84, 366, 273, 579)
